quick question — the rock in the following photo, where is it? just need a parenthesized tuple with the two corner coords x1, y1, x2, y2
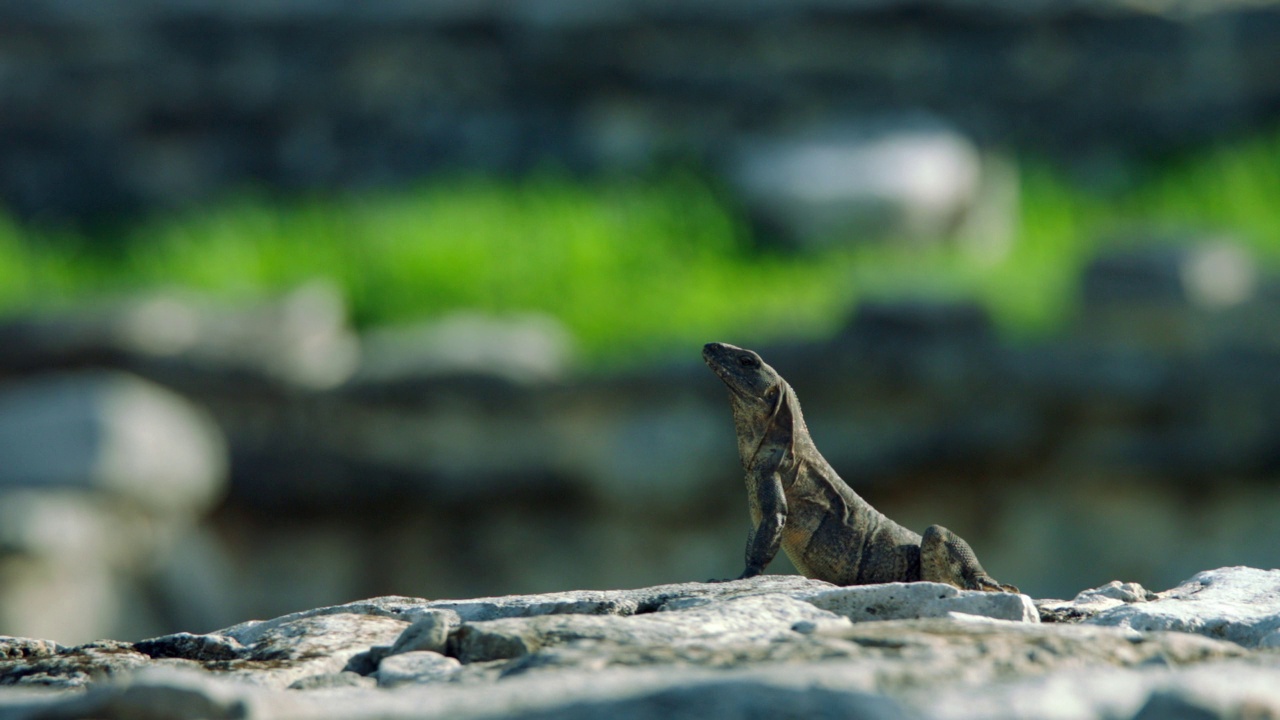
(218, 613, 411, 689)
(387, 611, 454, 656)
(1, 570, 1276, 720)
(0, 371, 227, 515)
(451, 594, 839, 663)
(0, 283, 359, 390)
(425, 575, 836, 622)
(1131, 674, 1280, 720)
(219, 596, 450, 645)
(1036, 580, 1156, 623)
(354, 312, 574, 385)
(1087, 567, 1280, 648)
(133, 632, 247, 662)
(14, 666, 257, 720)
(288, 671, 377, 690)
(730, 120, 986, 250)
(0, 370, 231, 644)
(1081, 241, 1256, 311)
(0, 640, 155, 689)
(911, 659, 1280, 720)
(805, 582, 1040, 624)
(375, 651, 461, 688)
(1076, 241, 1261, 352)
(0, 637, 62, 660)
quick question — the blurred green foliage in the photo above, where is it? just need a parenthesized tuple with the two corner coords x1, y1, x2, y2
(0, 127, 1278, 365)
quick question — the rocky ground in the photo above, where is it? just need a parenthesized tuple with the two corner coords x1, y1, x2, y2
(2, 567, 1279, 719)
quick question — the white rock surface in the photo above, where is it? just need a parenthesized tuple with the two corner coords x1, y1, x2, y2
(805, 582, 1039, 624)
(2, 569, 1278, 719)
(375, 651, 462, 688)
(1087, 567, 1280, 647)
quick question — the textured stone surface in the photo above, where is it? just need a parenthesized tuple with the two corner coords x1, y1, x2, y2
(1037, 580, 1158, 623)
(806, 582, 1039, 624)
(1087, 567, 1280, 648)
(374, 651, 461, 688)
(3, 570, 1276, 719)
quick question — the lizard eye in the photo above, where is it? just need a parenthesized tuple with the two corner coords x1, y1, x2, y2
(738, 355, 759, 368)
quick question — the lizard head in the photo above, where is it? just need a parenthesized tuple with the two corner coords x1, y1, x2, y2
(703, 342, 800, 469)
(702, 342, 782, 403)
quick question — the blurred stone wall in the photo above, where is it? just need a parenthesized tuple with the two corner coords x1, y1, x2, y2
(4, 0, 1280, 219)
(2, 242, 1280, 643)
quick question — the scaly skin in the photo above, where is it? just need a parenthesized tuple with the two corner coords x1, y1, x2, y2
(703, 341, 1017, 592)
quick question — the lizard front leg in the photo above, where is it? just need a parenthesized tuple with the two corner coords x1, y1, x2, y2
(739, 471, 787, 579)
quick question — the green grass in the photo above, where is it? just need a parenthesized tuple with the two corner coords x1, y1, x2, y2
(1, 127, 1279, 365)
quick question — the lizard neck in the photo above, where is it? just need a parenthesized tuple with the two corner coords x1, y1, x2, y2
(735, 380, 808, 474)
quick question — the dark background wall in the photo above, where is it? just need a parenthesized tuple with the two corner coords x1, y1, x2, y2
(4, 0, 1280, 221)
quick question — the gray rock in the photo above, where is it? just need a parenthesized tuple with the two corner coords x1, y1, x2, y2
(805, 582, 1039, 624)
(0, 284, 359, 391)
(218, 613, 410, 689)
(1087, 567, 1280, 647)
(8, 666, 257, 720)
(427, 575, 836, 622)
(0, 491, 141, 644)
(35, 612, 414, 691)
(0, 571, 1271, 720)
(731, 121, 985, 250)
(1037, 580, 1156, 624)
(355, 312, 574, 385)
(1081, 241, 1257, 311)
(0, 640, 156, 689)
(0, 637, 62, 660)
(375, 651, 461, 688)
(451, 594, 839, 663)
(0, 371, 227, 514)
(387, 611, 454, 656)
(288, 671, 377, 690)
(133, 632, 247, 662)
(914, 658, 1280, 720)
(220, 596, 450, 645)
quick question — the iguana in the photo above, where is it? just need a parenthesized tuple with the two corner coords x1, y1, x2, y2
(703, 341, 1017, 592)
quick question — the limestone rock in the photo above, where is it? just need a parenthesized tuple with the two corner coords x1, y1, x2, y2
(0, 640, 156, 690)
(1037, 580, 1156, 623)
(0, 283, 359, 390)
(387, 611, 454, 656)
(216, 613, 410, 689)
(0, 638, 61, 661)
(354, 312, 574, 385)
(0, 371, 227, 514)
(288, 671, 377, 690)
(2, 571, 1278, 719)
(219, 596, 450, 645)
(426, 575, 836, 622)
(731, 121, 986, 250)
(805, 582, 1039, 624)
(375, 651, 461, 688)
(133, 632, 246, 662)
(1087, 567, 1280, 647)
(451, 594, 839, 663)
(9, 666, 258, 720)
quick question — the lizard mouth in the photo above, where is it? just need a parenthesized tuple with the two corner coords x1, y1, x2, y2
(702, 343, 750, 397)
